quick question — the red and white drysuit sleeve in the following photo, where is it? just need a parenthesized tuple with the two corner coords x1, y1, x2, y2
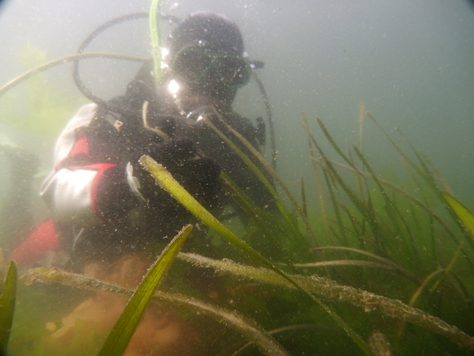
(40, 103, 139, 226)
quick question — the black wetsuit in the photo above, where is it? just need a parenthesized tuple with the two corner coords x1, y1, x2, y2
(41, 70, 273, 267)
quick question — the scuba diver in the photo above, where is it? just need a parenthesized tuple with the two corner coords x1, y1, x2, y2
(40, 11, 272, 268)
(11, 12, 274, 355)
(12, 11, 273, 267)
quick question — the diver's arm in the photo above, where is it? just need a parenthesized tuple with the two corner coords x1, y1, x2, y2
(41, 163, 135, 225)
(40, 103, 138, 226)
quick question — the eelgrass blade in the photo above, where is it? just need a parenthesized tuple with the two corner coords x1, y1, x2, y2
(353, 146, 396, 218)
(141, 155, 374, 356)
(97, 224, 192, 356)
(442, 192, 474, 238)
(308, 132, 383, 244)
(353, 145, 418, 253)
(316, 117, 358, 171)
(321, 165, 348, 244)
(330, 156, 474, 273)
(141, 155, 300, 281)
(302, 116, 332, 243)
(358, 99, 365, 153)
(286, 259, 412, 277)
(205, 110, 317, 244)
(201, 116, 299, 236)
(367, 113, 448, 216)
(428, 238, 465, 295)
(424, 154, 454, 195)
(301, 177, 308, 220)
(221, 172, 293, 238)
(395, 127, 441, 194)
(149, 0, 164, 83)
(347, 142, 368, 205)
(179, 253, 474, 351)
(0, 261, 17, 354)
(396, 268, 445, 337)
(170, 294, 289, 356)
(446, 271, 474, 314)
(21, 267, 289, 356)
(326, 158, 468, 259)
(220, 172, 292, 260)
(336, 202, 368, 248)
(367, 115, 471, 250)
(141, 155, 275, 268)
(0, 53, 148, 97)
(310, 246, 418, 283)
(365, 112, 426, 181)
(395, 131, 474, 254)
(253, 72, 277, 170)
(232, 324, 333, 356)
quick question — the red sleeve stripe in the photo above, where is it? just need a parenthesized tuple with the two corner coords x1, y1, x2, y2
(8, 219, 59, 269)
(55, 129, 91, 170)
(69, 130, 90, 157)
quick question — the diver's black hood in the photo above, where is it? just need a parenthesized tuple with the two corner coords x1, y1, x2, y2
(107, 13, 246, 117)
(167, 12, 244, 58)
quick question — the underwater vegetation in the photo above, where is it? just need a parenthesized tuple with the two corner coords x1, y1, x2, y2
(0, 90, 473, 354)
(0, 6, 473, 353)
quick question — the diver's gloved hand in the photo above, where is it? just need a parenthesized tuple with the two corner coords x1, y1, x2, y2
(130, 138, 195, 201)
(130, 138, 221, 210)
(144, 138, 196, 168)
(173, 157, 222, 209)
(181, 158, 221, 188)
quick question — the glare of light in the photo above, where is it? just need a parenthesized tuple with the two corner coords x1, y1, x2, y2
(168, 79, 180, 96)
(161, 47, 169, 60)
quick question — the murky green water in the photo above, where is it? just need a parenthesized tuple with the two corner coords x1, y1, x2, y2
(0, 1, 473, 355)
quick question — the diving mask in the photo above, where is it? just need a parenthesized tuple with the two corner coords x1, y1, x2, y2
(171, 47, 252, 89)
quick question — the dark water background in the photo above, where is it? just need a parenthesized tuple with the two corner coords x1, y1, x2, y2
(0, 0, 473, 219)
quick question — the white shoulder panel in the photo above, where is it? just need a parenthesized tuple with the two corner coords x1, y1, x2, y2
(50, 168, 101, 226)
(54, 103, 99, 166)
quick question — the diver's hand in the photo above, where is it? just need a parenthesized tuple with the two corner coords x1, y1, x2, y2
(132, 138, 195, 201)
(131, 138, 221, 210)
(181, 158, 221, 188)
(143, 138, 221, 191)
(174, 157, 222, 209)
(144, 138, 196, 167)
